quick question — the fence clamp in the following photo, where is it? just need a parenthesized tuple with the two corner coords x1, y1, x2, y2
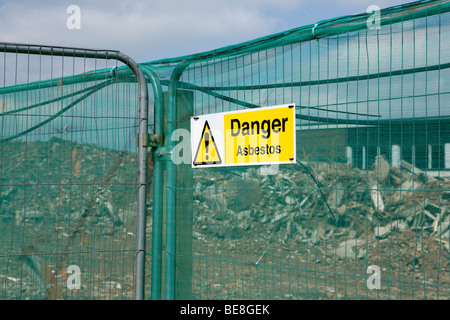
(150, 133, 164, 148)
(137, 132, 151, 148)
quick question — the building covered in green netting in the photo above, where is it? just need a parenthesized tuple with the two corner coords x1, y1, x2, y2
(139, 0, 450, 172)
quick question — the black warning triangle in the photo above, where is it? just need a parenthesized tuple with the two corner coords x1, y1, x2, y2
(193, 121, 222, 166)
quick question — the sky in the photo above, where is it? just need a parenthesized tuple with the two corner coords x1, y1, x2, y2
(0, 0, 416, 63)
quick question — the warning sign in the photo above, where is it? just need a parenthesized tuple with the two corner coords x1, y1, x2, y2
(191, 104, 296, 168)
(193, 121, 222, 165)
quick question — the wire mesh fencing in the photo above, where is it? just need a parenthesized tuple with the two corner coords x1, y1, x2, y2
(2, 0, 450, 301)
(0, 45, 151, 299)
(145, 0, 450, 300)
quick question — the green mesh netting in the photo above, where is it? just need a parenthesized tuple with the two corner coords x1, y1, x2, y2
(1, 0, 450, 300)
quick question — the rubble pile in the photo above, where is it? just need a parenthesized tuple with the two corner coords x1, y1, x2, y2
(2, 138, 450, 299)
(192, 155, 450, 257)
(0, 139, 138, 299)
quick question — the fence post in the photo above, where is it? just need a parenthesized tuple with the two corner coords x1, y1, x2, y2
(115, 52, 149, 301)
(141, 66, 165, 300)
(175, 90, 193, 299)
(164, 64, 188, 299)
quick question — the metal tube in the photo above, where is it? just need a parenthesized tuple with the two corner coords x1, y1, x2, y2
(0, 43, 150, 300)
(0, 42, 121, 59)
(164, 64, 188, 300)
(141, 65, 164, 300)
(116, 53, 149, 301)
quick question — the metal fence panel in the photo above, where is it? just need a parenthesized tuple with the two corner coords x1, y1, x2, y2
(0, 45, 150, 299)
(146, 0, 450, 300)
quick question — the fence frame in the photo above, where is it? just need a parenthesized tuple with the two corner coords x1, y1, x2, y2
(0, 42, 150, 300)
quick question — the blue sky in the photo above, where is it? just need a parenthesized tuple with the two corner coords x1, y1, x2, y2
(0, 0, 415, 63)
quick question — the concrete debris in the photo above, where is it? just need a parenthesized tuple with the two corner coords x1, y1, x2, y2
(193, 154, 450, 257)
(375, 220, 407, 239)
(15, 210, 45, 226)
(336, 239, 366, 260)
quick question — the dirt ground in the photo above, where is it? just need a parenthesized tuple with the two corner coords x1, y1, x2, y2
(189, 229, 450, 300)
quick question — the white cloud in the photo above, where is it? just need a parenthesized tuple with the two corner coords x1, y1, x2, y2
(0, 0, 303, 62)
(0, 0, 416, 63)
(336, 0, 412, 11)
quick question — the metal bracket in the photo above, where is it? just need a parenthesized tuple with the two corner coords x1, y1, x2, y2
(136, 132, 151, 147)
(155, 146, 172, 161)
(150, 133, 164, 148)
(312, 23, 318, 38)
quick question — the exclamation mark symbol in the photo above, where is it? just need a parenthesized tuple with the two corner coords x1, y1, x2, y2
(204, 132, 210, 161)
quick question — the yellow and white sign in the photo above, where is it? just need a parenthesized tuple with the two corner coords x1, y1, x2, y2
(191, 104, 296, 168)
